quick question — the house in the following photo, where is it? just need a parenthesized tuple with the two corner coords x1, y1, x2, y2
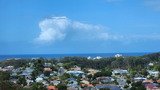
(95, 84, 121, 90)
(35, 77, 43, 82)
(58, 67, 66, 76)
(115, 54, 122, 58)
(93, 56, 102, 60)
(42, 80, 49, 86)
(67, 86, 81, 90)
(83, 87, 97, 90)
(57, 63, 63, 67)
(11, 72, 18, 77)
(44, 68, 52, 72)
(83, 84, 96, 90)
(87, 56, 92, 59)
(117, 78, 127, 87)
(112, 69, 129, 76)
(44, 63, 52, 67)
(67, 78, 78, 87)
(134, 77, 147, 82)
(21, 67, 33, 79)
(50, 80, 61, 86)
(148, 63, 154, 66)
(48, 86, 57, 90)
(157, 79, 160, 84)
(87, 69, 100, 75)
(50, 71, 58, 76)
(12, 68, 21, 74)
(70, 65, 81, 71)
(143, 79, 153, 84)
(11, 68, 21, 79)
(10, 79, 18, 84)
(81, 80, 90, 85)
(145, 83, 160, 90)
(147, 70, 159, 77)
(28, 62, 34, 67)
(96, 77, 114, 84)
(26, 79, 33, 86)
(66, 70, 85, 77)
(3, 66, 14, 71)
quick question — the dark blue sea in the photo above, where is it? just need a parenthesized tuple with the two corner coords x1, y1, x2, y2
(0, 53, 151, 61)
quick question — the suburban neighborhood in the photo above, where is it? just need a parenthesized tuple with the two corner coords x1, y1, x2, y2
(0, 53, 160, 90)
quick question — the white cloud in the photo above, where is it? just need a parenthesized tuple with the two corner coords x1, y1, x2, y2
(35, 16, 113, 44)
(35, 16, 160, 45)
(35, 16, 70, 43)
(72, 21, 103, 30)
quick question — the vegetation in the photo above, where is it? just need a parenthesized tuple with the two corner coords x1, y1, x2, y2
(130, 81, 146, 90)
(31, 82, 47, 90)
(17, 76, 27, 86)
(0, 52, 160, 71)
(56, 83, 67, 90)
(0, 52, 159, 90)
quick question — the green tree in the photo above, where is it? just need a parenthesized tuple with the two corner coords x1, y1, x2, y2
(131, 81, 146, 90)
(154, 65, 160, 71)
(31, 82, 47, 90)
(141, 69, 149, 76)
(93, 70, 112, 78)
(126, 79, 131, 85)
(0, 71, 10, 81)
(44, 71, 50, 77)
(57, 83, 67, 90)
(59, 73, 70, 80)
(17, 76, 27, 86)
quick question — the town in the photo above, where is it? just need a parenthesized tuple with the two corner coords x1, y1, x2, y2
(0, 53, 160, 90)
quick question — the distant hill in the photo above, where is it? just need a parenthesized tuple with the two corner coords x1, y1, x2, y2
(142, 52, 160, 61)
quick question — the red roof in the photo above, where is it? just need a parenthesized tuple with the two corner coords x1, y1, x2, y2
(48, 86, 56, 90)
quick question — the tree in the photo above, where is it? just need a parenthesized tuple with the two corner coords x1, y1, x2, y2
(87, 74, 93, 81)
(131, 81, 146, 90)
(141, 69, 149, 76)
(154, 65, 160, 71)
(17, 76, 27, 86)
(31, 70, 37, 82)
(44, 71, 50, 77)
(31, 82, 47, 90)
(0, 71, 10, 81)
(59, 73, 70, 80)
(57, 83, 67, 90)
(126, 79, 131, 85)
(93, 70, 112, 78)
(99, 88, 110, 90)
(0, 81, 22, 90)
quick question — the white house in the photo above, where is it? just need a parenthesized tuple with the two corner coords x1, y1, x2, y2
(36, 77, 43, 82)
(134, 77, 147, 82)
(147, 70, 159, 77)
(115, 54, 122, 58)
(58, 67, 66, 76)
(21, 67, 33, 79)
(66, 70, 85, 77)
(112, 69, 129, 76)
(93, 56, 102, 60)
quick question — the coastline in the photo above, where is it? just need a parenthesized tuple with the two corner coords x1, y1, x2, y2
(0, 52, 151, 61)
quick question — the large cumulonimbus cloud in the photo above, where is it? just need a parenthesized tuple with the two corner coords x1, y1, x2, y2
(35, 16, 116, 44)
(35, 16, 160, 44)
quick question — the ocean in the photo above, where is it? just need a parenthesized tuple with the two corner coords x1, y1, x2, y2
(0, 52, 151, 61)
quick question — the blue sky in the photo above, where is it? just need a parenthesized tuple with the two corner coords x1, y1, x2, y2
(0, 0, 160, 54)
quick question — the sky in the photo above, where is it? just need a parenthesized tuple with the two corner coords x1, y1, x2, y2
(0, 0, 160, 54)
